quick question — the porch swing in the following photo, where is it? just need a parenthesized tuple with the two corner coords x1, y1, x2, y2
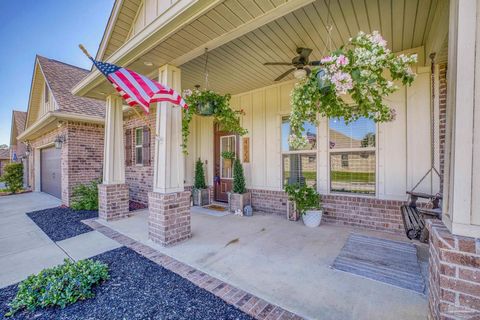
(401, 53, 442, 243)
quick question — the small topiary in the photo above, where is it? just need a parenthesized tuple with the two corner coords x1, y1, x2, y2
(232, 158, 246, 194)
(0, 162, 23, 193)
(6, 258, 109, 316)
(71, 179, 100, 211)
(194, 158, 206, 190)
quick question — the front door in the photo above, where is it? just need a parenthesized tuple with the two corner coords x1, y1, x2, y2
(214, 127, 238, 202)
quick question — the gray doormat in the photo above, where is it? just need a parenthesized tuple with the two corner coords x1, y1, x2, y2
(332, 233, 425, 294)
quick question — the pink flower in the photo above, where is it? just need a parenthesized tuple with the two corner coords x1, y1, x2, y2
(321, 56, 334, 64)
(371, 31, 387, 48)
(336, 55, 349, 66)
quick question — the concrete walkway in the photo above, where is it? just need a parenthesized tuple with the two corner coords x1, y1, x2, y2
(0, 192, 120, 288)
(101, 210, 429, 320)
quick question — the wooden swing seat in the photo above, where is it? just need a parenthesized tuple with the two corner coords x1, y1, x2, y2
(401, 192, 442, 242)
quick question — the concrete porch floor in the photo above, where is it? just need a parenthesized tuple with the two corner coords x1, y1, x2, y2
(98, 209, 428, 320)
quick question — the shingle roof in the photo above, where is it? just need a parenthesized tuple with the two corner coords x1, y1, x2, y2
(12, 111, 27, 135)
(0, 149, 9, 160)
(37, 56, 105, 118)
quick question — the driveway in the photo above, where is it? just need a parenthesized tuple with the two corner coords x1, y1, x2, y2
(0, 192, 120, 288)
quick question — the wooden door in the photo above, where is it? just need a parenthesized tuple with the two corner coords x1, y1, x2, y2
(214, 127, 238, 202)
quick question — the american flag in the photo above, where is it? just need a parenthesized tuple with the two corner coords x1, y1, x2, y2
(91, 59, 187, 113)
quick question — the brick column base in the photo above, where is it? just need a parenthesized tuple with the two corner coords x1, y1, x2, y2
(148, 191, 191, 246)
(427, 220, 480, 319)
(98, 183, 130, 221)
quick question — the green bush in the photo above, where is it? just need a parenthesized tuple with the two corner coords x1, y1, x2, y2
(0, 163, 23, 193)
(6, 258, 109, 316)
(232, 158, 246, 194)
(284, 183, 321, 215)
(194, 158, 207, 189)
(71, 179, 100, 211)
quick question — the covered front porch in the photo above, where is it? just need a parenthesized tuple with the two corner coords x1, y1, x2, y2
(94, 208, 428, 320)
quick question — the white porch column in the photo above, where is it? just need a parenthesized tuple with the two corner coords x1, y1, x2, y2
(98, 94, 129, 220)
(153, 65, 184, 193)
(427, 2, 480, 318)
(442, 0, 480, 238)
(148, 64, 191, 246)
(103, 95, 125, 184)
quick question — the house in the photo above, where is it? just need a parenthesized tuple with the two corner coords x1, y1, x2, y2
(17, 56, 105, 205)
(9, 111, 28, 187)
(72, 0, 480, 317)
(0, 148, 9, 177)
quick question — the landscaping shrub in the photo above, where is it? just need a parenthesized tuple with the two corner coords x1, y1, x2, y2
(0, 163, 23, 193)
(6, 258, 109, 316)
(71, 179, 100, 211)
(232, 158, 246, 194)
(194, 158, 206, 189)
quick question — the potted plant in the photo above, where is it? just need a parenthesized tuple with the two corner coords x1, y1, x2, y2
(221, 151, 235, 169)
(288, 31, 417, 148)
(182, 88, 247, 154)
(284, 183, 322, 227)
(228, 158, 251, 213)
(192, 158, 209, 206)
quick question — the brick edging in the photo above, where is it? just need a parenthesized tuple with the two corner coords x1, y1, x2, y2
(82, 219, 304, 320)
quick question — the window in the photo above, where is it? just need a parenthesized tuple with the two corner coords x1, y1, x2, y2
(329, 117, 376, 195)
(135, 128, 143, 165)
(281, 116, 317, 187)
(220, 135, 236, 179)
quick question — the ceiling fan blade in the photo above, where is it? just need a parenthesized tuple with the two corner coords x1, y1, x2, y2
(299, 48, 313, 59)
(264, 62, 293, 66)
(308, 60, 322, 66)
(274, 68, 295, 81)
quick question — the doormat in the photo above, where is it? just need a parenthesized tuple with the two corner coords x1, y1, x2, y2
(203, 205, 227, 211)
(332, 233, 425, 294)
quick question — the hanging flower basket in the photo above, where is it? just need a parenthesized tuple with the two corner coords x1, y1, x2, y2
(181, 89, 247, 154)
(195, 101, 216, 116)
(289, 31, 417, 147)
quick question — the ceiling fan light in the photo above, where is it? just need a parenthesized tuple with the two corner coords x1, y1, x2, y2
(293, 68, 307, 79)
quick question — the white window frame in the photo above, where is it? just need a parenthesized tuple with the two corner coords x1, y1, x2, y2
(280, 115, 318, 187)
(220, 135, 236, 180)
(327, 118, 378, 197)
(135, 127, 143, 166)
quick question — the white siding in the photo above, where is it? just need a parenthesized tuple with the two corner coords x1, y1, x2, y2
(185, 68, 436, 201)
(128, 0, 179, 40)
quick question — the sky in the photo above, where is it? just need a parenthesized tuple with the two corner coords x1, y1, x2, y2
(0, 0, 114, 146)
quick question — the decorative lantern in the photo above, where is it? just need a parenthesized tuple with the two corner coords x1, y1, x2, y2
(54, 135, 66, 149)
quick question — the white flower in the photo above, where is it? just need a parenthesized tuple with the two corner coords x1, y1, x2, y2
(183, 89, 193, 97)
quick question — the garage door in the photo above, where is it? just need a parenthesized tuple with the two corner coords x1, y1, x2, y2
(41, 147, 61, 199)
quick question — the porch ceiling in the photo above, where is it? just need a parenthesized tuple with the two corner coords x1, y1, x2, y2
(77, 0, 447, 99)
(179, 0, 442, 95)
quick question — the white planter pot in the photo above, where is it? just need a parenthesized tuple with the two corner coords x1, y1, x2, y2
(302, 210, 323, 227)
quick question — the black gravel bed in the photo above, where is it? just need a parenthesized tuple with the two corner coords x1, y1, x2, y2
(0, 247, 254, 320)
(26, 207, 98, 241)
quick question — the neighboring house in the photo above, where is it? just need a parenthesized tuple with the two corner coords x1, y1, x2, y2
(18, 56, 105, 205)
(0, 148, 9, 177)
(72, 1, 480, 317)
(9, 111, 28, 187)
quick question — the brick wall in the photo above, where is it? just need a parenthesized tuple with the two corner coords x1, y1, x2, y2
(29, 122, 104, 206)
(428, 220, 480, 319)
(248, 188, 404, 233)
(64, 122, 104, 205)
(438, 63, 447, 193)
(99, 183, 130, 220)
(124, 112, 156, 205)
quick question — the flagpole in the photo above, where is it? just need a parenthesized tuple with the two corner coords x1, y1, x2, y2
(78, 44, 157, 138)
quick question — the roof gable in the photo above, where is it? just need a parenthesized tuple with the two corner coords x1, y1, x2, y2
(0, 148, 10, 160)
(25, 56, 105, 129)
(10, 111, 27, 146)
(96, 0, 143, 61)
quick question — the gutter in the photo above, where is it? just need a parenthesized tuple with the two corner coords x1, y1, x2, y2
(17, 111, 104, 141)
